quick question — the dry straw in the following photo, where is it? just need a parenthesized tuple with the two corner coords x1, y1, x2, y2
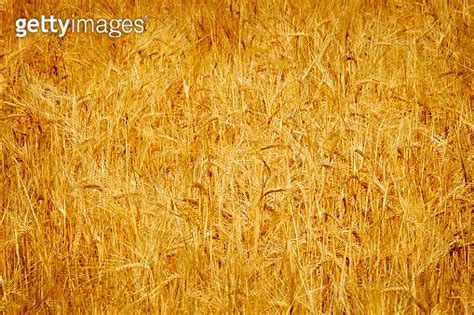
(1, 0, 472, 313)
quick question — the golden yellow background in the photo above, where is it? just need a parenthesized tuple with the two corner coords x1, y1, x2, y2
(1, 0, 472, 313)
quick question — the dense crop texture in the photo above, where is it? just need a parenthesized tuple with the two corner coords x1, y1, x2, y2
(1, 0, 472, 313)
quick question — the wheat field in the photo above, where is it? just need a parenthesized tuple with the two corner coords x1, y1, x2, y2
(1, 0, 473, 313)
